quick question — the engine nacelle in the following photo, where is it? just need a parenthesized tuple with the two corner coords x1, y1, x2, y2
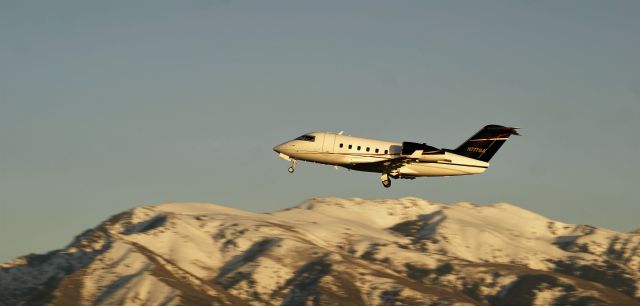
(418, 154, 451, 162)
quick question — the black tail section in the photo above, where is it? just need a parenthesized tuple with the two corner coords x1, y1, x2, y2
(453, 125, 520, 162)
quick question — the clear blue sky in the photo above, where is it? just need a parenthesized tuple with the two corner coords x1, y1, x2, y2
(1, 1, 639, 262)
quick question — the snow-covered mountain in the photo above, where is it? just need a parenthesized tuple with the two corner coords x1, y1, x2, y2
(1, 197, 639, 306)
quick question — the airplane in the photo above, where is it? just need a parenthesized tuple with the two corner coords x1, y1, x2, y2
(273, 124, 520, 188)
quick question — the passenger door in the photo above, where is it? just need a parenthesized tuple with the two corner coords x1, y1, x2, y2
(322, 133, 336, 153)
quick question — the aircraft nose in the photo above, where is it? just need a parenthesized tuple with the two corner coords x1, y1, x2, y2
(273, 144, 284, 153)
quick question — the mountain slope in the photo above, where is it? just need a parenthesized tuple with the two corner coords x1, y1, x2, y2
(1, 197, 639, 306)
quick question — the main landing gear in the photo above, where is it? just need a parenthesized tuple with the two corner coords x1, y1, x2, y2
(287, 159, 297, 173)
(380, 173, 391, 188)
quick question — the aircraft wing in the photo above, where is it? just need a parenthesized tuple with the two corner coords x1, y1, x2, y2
(344, 156, 411, 174)
(380, 157, 417, 173)
(380, 150, 430, 172)
(347, 150, 451, 174)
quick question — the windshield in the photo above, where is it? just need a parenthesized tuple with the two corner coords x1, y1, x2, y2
(295, 134, 316, 142)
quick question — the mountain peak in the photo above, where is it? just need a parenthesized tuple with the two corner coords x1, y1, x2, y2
(296, 196, 434, 209)
(145, 202, 253, 215)
(2, 197, 639, 306)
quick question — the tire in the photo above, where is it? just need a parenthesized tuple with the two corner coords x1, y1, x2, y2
(288, 167, 295, 173)
(382, 179, 391, 188)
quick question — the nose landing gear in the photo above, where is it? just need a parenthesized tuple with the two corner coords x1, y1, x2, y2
(287, 159, 297, 173)
(380, 173, 392, 188)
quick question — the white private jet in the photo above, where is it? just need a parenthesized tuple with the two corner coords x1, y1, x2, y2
(273, 125, 520, 188)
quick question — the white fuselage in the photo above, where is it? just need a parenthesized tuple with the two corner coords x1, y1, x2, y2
(274, 131, 488, 177)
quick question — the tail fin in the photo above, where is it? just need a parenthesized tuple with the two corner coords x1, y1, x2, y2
(452, 125, 520, 162)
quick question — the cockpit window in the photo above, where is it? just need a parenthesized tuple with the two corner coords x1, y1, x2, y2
(295, 134, 316, 142)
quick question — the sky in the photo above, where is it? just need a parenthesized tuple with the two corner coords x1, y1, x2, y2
(1, 1, 639, 262)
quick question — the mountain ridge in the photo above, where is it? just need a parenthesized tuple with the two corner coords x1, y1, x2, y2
(1, 197, 639, 306)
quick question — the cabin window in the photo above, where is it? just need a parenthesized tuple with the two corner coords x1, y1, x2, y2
(348, 144, 352, 149)
(295, 134, 315, 142)
(375, 148, 379, 153)
(357, 146, 361, 151)
(339, 143, 343, 148)
(384, 150, 388, 154)
(366, 147, 370, 152)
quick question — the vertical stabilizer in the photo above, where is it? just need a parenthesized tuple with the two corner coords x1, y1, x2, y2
(452, 125, 520, 162)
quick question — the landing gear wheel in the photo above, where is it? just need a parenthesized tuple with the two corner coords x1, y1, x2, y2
(287, 159, 297, 173)
(380, 173, 392, 188)
(382, 179, 391, 188)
